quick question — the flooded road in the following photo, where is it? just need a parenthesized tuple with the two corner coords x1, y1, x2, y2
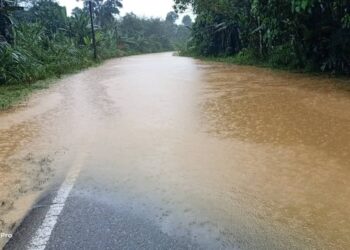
(1, 52, 350, 249)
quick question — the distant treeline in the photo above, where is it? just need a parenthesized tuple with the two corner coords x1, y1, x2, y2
(0, 0, 192, 85)
(175, 0, 350, 74)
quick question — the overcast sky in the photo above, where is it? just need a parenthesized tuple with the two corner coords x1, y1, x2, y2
(58, 0, 193, 20)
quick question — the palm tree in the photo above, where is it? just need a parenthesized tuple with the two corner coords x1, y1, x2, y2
(83, 0, 122, 28)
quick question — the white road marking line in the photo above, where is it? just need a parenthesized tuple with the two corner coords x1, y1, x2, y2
(28, 151, 87, 250)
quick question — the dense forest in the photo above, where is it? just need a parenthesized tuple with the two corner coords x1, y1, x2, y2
(0, 0, 191, 85)
(175, 0, 350, 74)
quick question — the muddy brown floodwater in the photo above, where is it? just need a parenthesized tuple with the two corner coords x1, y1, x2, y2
(1, 52, 350, 249)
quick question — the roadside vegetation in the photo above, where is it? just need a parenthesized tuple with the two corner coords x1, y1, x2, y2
(0, 0, 191, 109)
(175, 0, 350, 74)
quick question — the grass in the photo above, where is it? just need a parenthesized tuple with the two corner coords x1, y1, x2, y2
(0, 80, 53, 110)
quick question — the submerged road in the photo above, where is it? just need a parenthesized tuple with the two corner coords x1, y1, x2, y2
(1, 53, 350, 249)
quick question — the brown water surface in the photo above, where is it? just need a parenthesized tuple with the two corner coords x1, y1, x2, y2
(1, 53, 350, 249)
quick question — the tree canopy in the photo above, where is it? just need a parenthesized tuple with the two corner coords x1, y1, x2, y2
(166, 11, 179, 24)
(175, 0, 350, 73)
(83, 0, 122, 28)
(182, 15, 192, 27)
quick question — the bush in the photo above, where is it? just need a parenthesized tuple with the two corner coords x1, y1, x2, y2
(231, 49, 258, 65)
(267, 44, 300, 69)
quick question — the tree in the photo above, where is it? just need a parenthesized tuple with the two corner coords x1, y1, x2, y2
(166, 11, 178, 24)
(119, 13, 184, 53)
(69, 8, 90, 45)
(182, 15, 192, 27)
(1, 0, 191, 85)
(22, 0, 68, 36)
(83, 0, 122, 28)
(174, 0, 350, 73)
(0, 0, 23, 44)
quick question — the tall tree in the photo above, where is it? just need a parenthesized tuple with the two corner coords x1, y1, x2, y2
(21, 0, 68, 35)
(174, 0, 350, 73)
(182, 15, 192, 27)
(166, 11, 178, 24)
(83, 0, 122, 28)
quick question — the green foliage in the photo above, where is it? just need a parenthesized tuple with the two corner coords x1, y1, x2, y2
(1, 23, 95, 85)
(83, 0, 122, 28)
(14, 0, 68, 36)
(165, 11, 179, 24)
(0, 41, 32, 84)
(0, 0, 191, 90)
(0, 78, 51, 110)
(118, 13, 190, 53)
(268, 44, 300, 69)
(230, 49, 258, 65)
(175, 0, 350, 74)
(0, 0, 23, 44)
(182, 15, 192, 27)
(69, 9, 90, 45)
